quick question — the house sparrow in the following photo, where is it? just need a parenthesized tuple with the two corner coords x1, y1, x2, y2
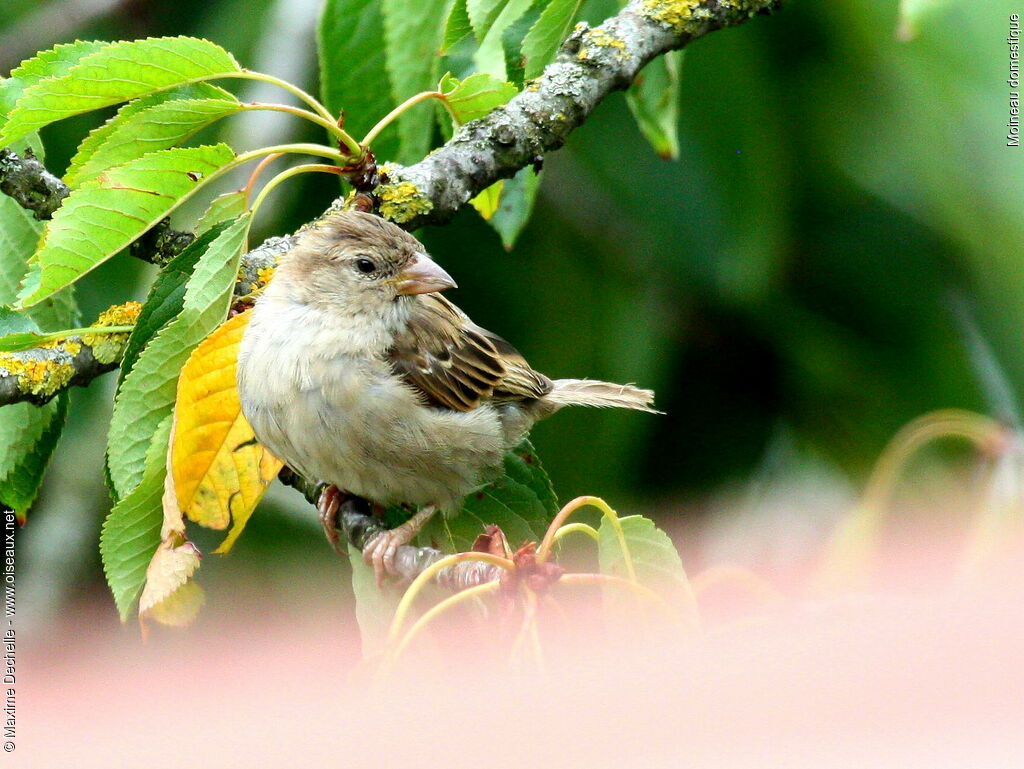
(237, 211, 657, 582)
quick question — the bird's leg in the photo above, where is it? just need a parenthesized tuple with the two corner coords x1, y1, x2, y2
(363, 505, 438, 585)
(317, 485, 348, 554)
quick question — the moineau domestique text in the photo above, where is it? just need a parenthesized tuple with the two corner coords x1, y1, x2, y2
(1009, 13, 1020, 146)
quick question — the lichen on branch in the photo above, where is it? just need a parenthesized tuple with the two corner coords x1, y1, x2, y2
(0, 302, 140, 406)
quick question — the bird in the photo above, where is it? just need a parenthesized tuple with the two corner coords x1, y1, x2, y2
(237, 211, 658, 583)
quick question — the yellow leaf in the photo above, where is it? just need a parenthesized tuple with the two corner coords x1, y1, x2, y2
(170, 309, 283, 552)
(469, 180, 503, 220)
(138, 537, 203, 630)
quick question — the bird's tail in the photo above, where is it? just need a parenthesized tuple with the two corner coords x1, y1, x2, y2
(546, 379, 661, 414)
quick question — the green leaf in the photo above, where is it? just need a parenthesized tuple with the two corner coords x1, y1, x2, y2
(0, 307, 36, 336)
(195, 191, 247, 236)
(105, 215, 250, 500)
(0, 396, 68, 522)
(440, 72, 518, 126)
(474, 0, 535, 80)
(470, 181, 504, 219)
(626, 51, 683, 160)
(116, 224, 228, 392)
(319, 0, 402, 164)
(442, 0, 474, 53)
(18, 144, 237, 308)
(418, 439, 557, 552)
(101, 414, 173, 620)
(0, 41, 106, 125)
(597, 514, 696, 619)
(0, 194, 78, 522)
(64, 84, 241, 188)
(1, 37, 242, 147)
(501, 1, 545, 87)
(468, 0, 513, 40)
(381, 0, 450, 164)
(488, 165, 541, 248)
(521, 0, 583, 79)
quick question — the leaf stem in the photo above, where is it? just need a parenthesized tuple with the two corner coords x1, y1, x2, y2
(387, 551, 515, 645)
(361, 91, 450, 148)
(233, 70, 362, 155)
(551, 522, 600, 547)
(817, 408, 1002, 591)
(0, 325, 136, 352)
(248, 163, 343, 220)
(242, 153, 283, 204)
(244, 102, 350, 143)
(536, 496, 637, 584)
(389, 581, 500, 661)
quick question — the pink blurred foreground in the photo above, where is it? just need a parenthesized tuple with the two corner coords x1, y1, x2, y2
(21, 536, 1023, 769)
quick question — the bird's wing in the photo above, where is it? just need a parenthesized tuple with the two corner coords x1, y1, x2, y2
(387, 294, 552, 411)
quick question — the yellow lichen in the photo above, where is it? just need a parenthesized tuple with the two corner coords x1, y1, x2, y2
(94, 301, 142, 327)
(640, 0, 767, 31)
(639, 0, 696, 31)
(81, 301, 141, 364)
(579, 28, 631, 62)
(256, 266, 276, 288)
(377, 181, 433, 224)
(0, 353, 75, 397)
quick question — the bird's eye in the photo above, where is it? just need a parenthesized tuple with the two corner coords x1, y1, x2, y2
(355, 257, 377, 275)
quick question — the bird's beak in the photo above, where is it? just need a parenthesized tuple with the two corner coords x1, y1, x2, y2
(394, 254, 458, 295)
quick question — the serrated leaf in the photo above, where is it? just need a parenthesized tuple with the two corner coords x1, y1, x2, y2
(473, 0, 535, 80)
(0, 41, 106, 126)
(116, 224, 228, 394)
(0, 37, 242, 147)
(195, 190, 247, 236)
(626, 50, 682, 160)
(597, 514, 697, 625)
(381, 0, 451, 164)
(0, 397, 67, 522)
(0, 194, 77, 522)
(418, 439, 557, 552)
(170, 310, 282, 550)
(442, 0, 474, 53)
(105, 215, 250, 500)
(18, 144, 236, 308)
(468, 0, 513, 40)
(441, 72, 518, 125)
(64, 83, 240, 188)
(521, 0, 583, 79)
(100, 414, 173, 620)
(488, 165, 541, 248)
(319, 0, 401, 164)
(501, 1, 545, 87)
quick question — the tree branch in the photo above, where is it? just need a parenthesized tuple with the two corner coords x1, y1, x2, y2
(0, 0, 779, 406)
(361, 0, 782, 228)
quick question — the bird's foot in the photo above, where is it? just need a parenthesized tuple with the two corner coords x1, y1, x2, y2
(317, 485, 348, 554)
(363, 505, 437, 586)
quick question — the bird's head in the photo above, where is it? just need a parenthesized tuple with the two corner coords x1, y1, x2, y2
(272, 211, 457, 319)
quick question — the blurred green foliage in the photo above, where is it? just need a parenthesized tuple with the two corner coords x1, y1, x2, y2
(5, 0, 1021, 620)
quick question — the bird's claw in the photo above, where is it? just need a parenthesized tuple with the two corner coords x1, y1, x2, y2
(362, 505, 437, 587)
(317, 485, 346, 555)
(363, 528, 409, 586)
